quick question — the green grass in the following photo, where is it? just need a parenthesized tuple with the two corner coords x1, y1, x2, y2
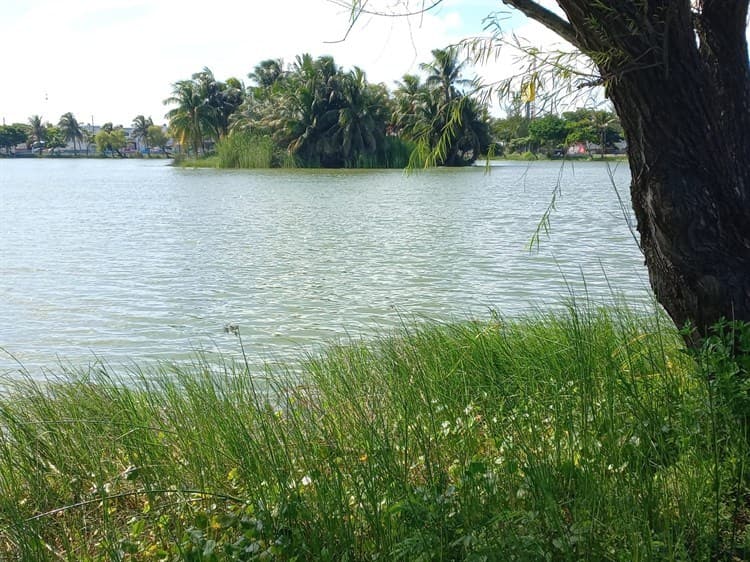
(1, 305, 748, 560)
(176, 155, 220, 168)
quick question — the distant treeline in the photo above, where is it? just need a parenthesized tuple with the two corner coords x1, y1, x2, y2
(1, 49, 624, 166)
(492, 103, 623, 158)
(0, 115, 169, 158)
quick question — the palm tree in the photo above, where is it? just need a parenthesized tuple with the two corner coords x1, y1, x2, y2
(404, 47, 490, 166)
(445, 97, 492, 166)
(260, 54, 344, 166)
(333, 68, 386, 166)
(58, 112, 83, 156)
(420, 47, 473, 107)
(189, 67, 245, 141)
(393, 74, 427, 138)
(28, 115, 46, 153)
(164, 80, 212, 155)
(213, 79, 245, 140)
(590, 111, 621, 158)
(249, 59, 285, 90)
(131, 115, 153, 153)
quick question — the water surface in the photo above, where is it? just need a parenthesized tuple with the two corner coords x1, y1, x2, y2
(0, 159, 649, 374)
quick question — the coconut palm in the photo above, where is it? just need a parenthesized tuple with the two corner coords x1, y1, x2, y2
(213, 79, 245, 140)
(249, 59, 285, 90)
(190, 67, 245, 141)
(401, 47, 490, 166)
(445, 97, 492, 165)
(332, 68, 387, 166)
(164, 80, 213, 155)
(420, 47, 473, 107)
(590, 110, 621, 158)
(58, 112, 84, 156)
(131, 115, 153, 153)
(259, 54, 344, 166)
(393, 74, 423, 135)
(27, 115, 46, 151)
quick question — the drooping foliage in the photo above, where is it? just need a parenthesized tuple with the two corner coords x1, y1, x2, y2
(396, 47, 492, 166)
(164, 49, 491, 168)
(232, 54, 399, 167)
(58, 113, 84, 156)
(163, 68, 245, 156)
(131, 115, 153, 152)
(487, 0, 750, 339)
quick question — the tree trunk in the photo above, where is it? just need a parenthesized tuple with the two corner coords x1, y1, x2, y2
(505, 0, 750, 341)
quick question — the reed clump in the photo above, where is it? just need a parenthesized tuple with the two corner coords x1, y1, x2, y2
(215, 132, 280, 169)
(1, 305, 748, 560)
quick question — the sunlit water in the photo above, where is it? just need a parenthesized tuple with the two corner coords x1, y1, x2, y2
(0, 158, 650, 375)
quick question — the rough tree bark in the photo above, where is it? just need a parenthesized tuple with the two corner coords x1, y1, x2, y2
(504, 0, 750, 342)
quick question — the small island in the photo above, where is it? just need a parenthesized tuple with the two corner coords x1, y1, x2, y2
(1, 48, 624, 168)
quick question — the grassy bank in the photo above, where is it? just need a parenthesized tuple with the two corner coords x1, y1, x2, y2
(1, 306, 748, 560)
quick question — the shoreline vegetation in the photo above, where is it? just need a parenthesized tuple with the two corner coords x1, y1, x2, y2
(2, 304, 749, 559)
(173, 152, 628, 169)
(2, 51, 626, 169)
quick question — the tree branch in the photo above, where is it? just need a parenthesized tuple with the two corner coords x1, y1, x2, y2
(501, 0, 580, 49)
(326, 0, 445, 43)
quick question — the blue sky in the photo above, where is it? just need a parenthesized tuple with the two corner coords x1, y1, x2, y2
(0, 0, 548, 127)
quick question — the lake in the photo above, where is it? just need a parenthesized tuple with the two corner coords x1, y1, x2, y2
(0, 159, 650, 375)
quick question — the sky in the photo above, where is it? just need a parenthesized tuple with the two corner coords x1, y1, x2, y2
(0, 0, 568, 128)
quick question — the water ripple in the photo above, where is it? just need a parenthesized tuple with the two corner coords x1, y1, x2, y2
(0, 160, 649, 375)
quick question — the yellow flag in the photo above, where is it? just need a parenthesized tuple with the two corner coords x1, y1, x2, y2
(521, 79, 536, 103)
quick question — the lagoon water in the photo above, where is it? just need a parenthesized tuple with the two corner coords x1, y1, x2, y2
(0, 159, 650, 375)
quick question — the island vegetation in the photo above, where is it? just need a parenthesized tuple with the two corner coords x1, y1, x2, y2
(1, 48, 624, 166)
(165, 49, 492, 169)
(165, 49, 623, 168)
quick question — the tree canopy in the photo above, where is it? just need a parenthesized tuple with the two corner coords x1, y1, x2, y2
(164, 49, 491, 168)
(0, 124, 28, 155)
(95, 126, 127, 157)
